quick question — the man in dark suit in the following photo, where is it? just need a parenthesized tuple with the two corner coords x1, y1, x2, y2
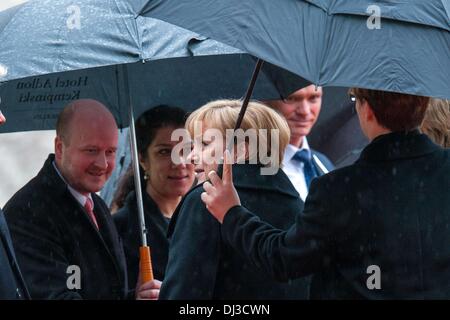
(3, 100, 160, 299)
(202, 89, 450, 299)
(265, 85, 334, 201)
(0, 110, 30, 300)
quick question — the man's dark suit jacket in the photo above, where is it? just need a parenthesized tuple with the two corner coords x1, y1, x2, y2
(3, 154, 129, 299)
(311, 149, 335, 175)
(160, 164, 309, 299)
(222, 131, 450, 299)
(0, 209, 30, 299)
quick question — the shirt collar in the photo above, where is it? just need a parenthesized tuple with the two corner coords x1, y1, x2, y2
(283, 137, 311, 165)
(52, 161, 93, 207)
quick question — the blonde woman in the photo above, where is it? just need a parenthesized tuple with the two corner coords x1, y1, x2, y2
(160, 100, 309, 299)
(421, 99, 450, 148)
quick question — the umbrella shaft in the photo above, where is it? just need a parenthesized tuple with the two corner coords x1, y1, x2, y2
(227, 59, 264, 152)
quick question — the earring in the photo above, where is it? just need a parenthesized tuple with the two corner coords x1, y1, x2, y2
(144, 171, 149, 180)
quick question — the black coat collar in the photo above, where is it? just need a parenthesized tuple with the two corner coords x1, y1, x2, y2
(216, 163, 299, 198)
(122, 187, 168, 232)
(38, 154, 102, 229)
(179, 163, 299, 208)
(357, 130, 440, 163)
(168, 163, 299, 237)
(37, 154, 71, 197)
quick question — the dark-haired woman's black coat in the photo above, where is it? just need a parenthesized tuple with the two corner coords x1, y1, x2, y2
(160, 164, 309, 299)
(114, 190, 170, 288)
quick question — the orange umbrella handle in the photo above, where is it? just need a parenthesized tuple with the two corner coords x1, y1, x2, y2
(139, 246, 154, 283)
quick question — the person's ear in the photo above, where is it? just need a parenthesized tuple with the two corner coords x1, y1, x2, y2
(55, 136, 63, 160)
(364, 101, 377, 123)
(138, 153, 148, 171)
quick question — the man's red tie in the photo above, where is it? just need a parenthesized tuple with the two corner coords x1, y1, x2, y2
(84, 197, 99, 230)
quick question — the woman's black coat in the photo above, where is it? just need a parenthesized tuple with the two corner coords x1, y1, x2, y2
(160, 164, 309, 299)
(114, 189, 170, 288)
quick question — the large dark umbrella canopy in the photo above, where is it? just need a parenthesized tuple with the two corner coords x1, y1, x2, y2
(0, 0, 309, 133)
(0, 55, 307, 133)
(0, 0, 365, 166)
(143, 0, 450, 99)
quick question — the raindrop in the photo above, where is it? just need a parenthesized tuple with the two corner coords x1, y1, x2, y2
(392, 167, 397, 176)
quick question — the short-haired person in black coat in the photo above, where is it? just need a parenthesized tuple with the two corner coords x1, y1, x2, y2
(3, 100, 160, 299)
(113, 106, 195, 289)
(0, 111, 30, 300)
(202, 89, 450, 299)
(160, 100, 309, 299)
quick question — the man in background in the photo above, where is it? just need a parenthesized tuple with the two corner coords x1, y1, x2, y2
(265, 85, 334, 201)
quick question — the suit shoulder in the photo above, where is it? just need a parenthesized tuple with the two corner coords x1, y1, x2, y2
(3, 176, 48, 214)
(311, 149, 335, 170)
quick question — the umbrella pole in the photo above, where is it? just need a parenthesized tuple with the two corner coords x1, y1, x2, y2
(227, 58, 264, 152)
(234, 58, 264, 131)
(124, 67, 154, 283)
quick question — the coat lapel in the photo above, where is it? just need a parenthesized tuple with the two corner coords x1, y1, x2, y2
(311, 153, 329, 175)
(230, 164, 300, 198)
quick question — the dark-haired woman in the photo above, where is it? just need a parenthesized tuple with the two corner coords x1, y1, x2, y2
(113, 105, 195, 290)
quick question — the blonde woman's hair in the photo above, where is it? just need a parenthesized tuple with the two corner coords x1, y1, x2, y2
(420, 98, 450, 148)
(186, 99, 290, 166)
